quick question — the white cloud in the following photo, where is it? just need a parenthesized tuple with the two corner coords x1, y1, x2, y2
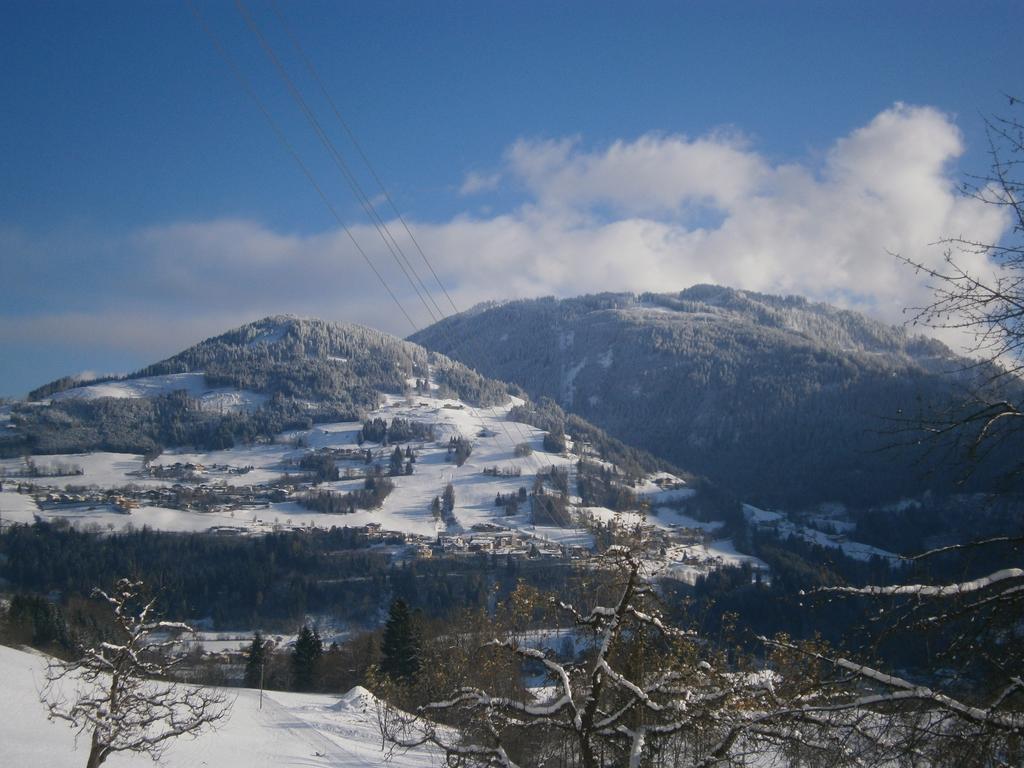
(1, 103, 1012, 378)
(458, 170, 503, 196)
(506, 130, 767, 214)
(426, 104, 1006, 343)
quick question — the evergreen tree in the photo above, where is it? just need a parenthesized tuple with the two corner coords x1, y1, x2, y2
(442, 483, 455, 516)
(543, 426, 567, 454)
(244, 632, 267, 689)
(5, 593, 71, 652)
(390, 445, 405, 476)
(379, 598, 421, 683)
(291, 624, 323, 692)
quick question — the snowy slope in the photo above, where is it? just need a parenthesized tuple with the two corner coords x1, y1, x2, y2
(0, 390, 576, 542)
(0, 644, 442, 767)
(1, 381, 898, 579)
(744, 504, 899, 562)
(50, 372, 268, 413)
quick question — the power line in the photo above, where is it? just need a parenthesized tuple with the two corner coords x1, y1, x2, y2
(185, 0, 417, 333)
(235, 0, 446, 326)
(268, 0, 460, 316)
(190, 1, 552, 479)
(234, 1, 548, 474)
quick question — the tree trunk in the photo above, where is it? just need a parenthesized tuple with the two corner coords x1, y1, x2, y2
(85, 728, 107, 768)
(579, 734, 597, 768)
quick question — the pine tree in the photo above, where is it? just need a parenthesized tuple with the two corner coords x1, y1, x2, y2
(390, 445, 405, 476)
(379, 598, 421, 684)
(291, 624, 323, 692)
(244, 632, 267, 689)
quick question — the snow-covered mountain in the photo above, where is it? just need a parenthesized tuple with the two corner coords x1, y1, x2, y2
(0, 312, 907, 581)
(6, 316, 785, 577)
(8, 315, 511, 457)
(410, 286, 1015, 507)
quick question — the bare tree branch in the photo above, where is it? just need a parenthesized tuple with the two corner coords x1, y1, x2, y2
(40, 578, 231, 768)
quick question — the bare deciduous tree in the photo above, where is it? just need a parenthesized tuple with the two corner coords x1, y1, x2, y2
(379, 547, 837, 768)
(897, 96, 1024, 480)
(41, 579, 231, 768)
(763, 561, 1024, 766)
(872, 96, 1024, 762)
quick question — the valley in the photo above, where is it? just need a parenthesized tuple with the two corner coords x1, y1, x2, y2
(2, 368, 784, 584)
(0, 312, 1017, 768)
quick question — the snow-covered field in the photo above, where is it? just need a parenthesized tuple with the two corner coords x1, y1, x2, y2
(744, 504, 899, 563)
(583, 505, 722, 534)
(0, 644, 442, 767)
(0, 488, 41, 525)
(3, 379, 908, 579)
(50, 372, 268, 413)
(658, 538, 769, 584)
(0, 391, 579, 544)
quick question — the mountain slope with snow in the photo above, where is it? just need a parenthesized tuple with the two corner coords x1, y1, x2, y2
(410, 286, 1017, 507)
(0, 644, 442, 767)
(5, 316, 510, 458)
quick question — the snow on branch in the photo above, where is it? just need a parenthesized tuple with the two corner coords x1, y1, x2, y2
(759, 635, 1024, 733)
(813, 567, 1023, 598)
(41, 579, 230, 768)
(380, 547, 811, 766)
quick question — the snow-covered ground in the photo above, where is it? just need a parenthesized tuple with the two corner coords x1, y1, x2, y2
(583, 505, 723, 535)
(1, 452, 159, 489)
(0, 391, 578, 545)
(0, 488, 41, 525)
(0, 644, 442, 767)
(8, 383, 893, 581)
(50, 372, 268, 413)
(658, 538, 769, 584)
(744, 504, 899, 563)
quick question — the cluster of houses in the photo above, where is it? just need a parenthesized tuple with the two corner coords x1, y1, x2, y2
(132, 461, 254, 482)
(1, 478, 286, 517)
(2, 448, 732, 580)
(1, 483, 142, 514)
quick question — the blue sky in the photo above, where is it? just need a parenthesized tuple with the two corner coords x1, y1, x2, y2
(1, 1, 1021, 395)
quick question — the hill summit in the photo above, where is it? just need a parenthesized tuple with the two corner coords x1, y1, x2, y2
(410, 286, 989, 507)
(8, 316, 508, 457)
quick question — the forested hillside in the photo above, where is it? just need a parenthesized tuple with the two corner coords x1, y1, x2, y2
(4, 316, 509, 456)
(411, 286, 1020, 507)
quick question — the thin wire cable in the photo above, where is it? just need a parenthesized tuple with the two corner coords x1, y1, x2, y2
(270, 1, 551, 478)
(186, 0, 417, 333)
(192, 1, 551, 479)
(269, 0, 459, 315)
(233, 0, 532, 467)
(236, 1, 548, 476)
(235, 0, 445, 325)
